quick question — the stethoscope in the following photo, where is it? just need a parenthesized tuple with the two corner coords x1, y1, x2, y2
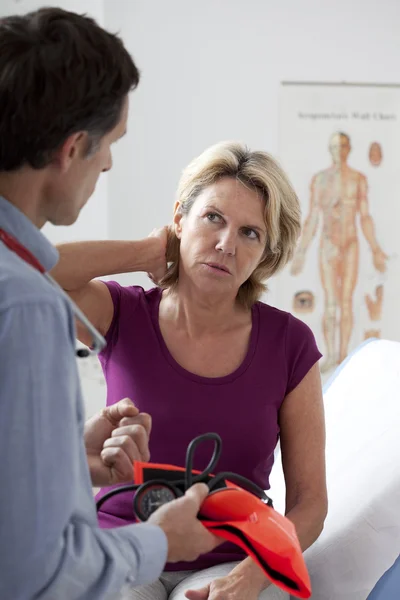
(0, 228, 106, 357)
(96, 432, 273, 522)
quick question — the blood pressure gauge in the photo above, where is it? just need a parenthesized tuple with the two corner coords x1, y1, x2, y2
(133, 481, 180, 521)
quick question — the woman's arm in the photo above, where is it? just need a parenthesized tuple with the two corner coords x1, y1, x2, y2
(280, 362, 327, 544)
(228, 363, 327, 591)
(50, 232, 167, 344)
(51, 239, 164, 291)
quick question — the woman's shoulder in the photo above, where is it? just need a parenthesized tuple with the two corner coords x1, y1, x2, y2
(99, 281, 161, 332)
(255, 299, 292, 325)
(98, 282, 162, 358)
(256, 300, 289, 319)
(102, 280, 161, 307)
(256, 301, 322, 393)
(255, 300, 317, 343)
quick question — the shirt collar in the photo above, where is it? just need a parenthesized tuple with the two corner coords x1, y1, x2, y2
(0, 196, 59, 272)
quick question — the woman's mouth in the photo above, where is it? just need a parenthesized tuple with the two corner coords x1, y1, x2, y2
(203, 262, 231, 275)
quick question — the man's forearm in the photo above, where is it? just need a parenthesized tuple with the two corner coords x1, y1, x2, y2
(51, 238, 160, 290)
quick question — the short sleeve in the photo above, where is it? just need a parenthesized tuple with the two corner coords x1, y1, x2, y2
(99, 281, 142, 362)
(285, 314, 322, 395)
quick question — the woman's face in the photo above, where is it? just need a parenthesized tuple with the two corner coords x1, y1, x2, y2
(174, 177, 267, 299)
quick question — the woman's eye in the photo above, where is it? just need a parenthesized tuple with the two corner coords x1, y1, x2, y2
(207, 212, 222, 223)
(242, 227, 259, 240)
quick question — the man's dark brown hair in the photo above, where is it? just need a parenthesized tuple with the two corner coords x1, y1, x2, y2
(0, 7, 140, 171)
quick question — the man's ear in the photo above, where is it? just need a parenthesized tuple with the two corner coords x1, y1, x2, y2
(173, 201, 184, 239)
(53, 131, 87, 172)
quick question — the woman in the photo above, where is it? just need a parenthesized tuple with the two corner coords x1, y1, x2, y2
(52, 142, 327, 600)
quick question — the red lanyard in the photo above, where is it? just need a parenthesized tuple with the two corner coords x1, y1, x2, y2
(0, 226, 106, 355)
(0, 228, 46, 274)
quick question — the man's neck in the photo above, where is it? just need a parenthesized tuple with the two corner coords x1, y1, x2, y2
(0, 170, 47, 229)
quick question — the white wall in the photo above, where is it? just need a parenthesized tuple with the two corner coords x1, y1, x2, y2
(3, 0, 400, 414)
(105, 0, 400, 302)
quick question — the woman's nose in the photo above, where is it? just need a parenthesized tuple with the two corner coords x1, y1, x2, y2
(215, 230, 236, 256)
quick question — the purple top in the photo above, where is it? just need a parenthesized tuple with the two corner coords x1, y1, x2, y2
(96, 283, 322, 571)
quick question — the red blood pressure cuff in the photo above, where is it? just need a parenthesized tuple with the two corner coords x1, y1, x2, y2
(133, 462, 311, 598)
(133, 460, 203, 484)
(200, 487, 311, 598)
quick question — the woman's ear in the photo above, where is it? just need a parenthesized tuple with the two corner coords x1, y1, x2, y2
(173, 201, 183, 239)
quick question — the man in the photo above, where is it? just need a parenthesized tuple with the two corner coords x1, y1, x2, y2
(291, 132, 387, 372)
(0, 8, 220, 600)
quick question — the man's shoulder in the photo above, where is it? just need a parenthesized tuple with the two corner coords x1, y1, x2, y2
(0, 248, 64, 313)
(0, 255, 76, 354)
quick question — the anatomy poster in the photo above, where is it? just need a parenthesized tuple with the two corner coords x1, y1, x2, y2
(277, 83, 400, 376)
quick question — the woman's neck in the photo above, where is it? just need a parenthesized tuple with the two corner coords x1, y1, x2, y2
(161, 280, 249, 339)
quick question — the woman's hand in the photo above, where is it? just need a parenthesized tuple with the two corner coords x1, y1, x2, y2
(147, 226, 169, 283)
(185, 571, 264, 600)
(84, 398, 152, 487)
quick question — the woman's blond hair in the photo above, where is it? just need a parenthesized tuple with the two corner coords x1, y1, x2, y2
(160, 141, 301, 308)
